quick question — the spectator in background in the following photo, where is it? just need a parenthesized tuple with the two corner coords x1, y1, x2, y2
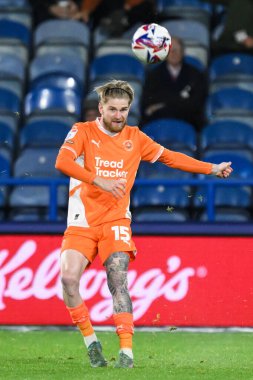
(141, 37, 208, 131)
(83, 98, 100, 121)
(29, 0, 80, 26)
(75, 0, 156, 34)
(209, 0, 253, 55)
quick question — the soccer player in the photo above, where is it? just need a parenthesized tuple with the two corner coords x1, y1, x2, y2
(55, 80, 233, 368)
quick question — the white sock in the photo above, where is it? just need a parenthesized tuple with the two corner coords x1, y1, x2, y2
(120, 348, 133, 359)
(83, 333, 98, 348)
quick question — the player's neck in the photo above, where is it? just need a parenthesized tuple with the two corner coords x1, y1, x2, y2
(96, 117, 119, 137)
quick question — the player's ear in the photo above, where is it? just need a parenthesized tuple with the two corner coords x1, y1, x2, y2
(98, 102, 103, 115)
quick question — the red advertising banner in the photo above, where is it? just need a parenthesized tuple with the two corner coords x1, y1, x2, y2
(0, 235, 252, 326)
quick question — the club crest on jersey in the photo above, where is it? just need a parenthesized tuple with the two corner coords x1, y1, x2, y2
(65, 128, 78, 141)
(123, 140, 133, 151)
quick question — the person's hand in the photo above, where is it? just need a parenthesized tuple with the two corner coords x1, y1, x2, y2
(243, 36, 253, 48)
(93, 177, 127, 198)
(145, 103, 166, 116)
(211, 162, 233, 178)
(71, 9, 90, 22)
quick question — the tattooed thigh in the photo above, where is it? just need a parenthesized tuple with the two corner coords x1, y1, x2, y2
(104, 252, 132, 314)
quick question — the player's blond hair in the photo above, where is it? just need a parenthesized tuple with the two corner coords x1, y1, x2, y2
(94, 80, 134, 105)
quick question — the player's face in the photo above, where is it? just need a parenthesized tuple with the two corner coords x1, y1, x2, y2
(99, 98, 130, 133)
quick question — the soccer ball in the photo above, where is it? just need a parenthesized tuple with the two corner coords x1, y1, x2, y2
(132, 23, 171, 64)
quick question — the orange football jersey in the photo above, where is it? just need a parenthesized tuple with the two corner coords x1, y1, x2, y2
(58, 119, 163, 227)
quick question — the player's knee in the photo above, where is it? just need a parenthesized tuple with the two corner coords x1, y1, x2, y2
(61, 272, 79, 295)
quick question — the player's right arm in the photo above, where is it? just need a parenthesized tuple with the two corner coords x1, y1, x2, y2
(55, 124, 126, 198)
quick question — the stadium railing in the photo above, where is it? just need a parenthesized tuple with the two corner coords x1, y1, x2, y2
(0, 177, 252, 222)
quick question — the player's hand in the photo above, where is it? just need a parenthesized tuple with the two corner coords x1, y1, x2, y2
(93, 177, 127, 198)
(211, 162, 233, 178)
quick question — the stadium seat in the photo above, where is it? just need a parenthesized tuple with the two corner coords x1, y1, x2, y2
(89, 54, 145, 84)
(132, 184, 190, 208)
(13, 148, 62, 178)
(142, 118, 197, 151)
(203, 151, 253, 178)
(137, 161, 195, 179)
(0, 147, 11, 176)
(0, 52, 25, 96)
(8, 206, 67, 222)
(209, 53, 253, 93)
(0, 1, 32, 29)
(25, 87, 81, 118)
(200, 120, 253, 152)
(9, 148, 67, 208)
(0, 87, 20, 114)
(9, 185, 68, 208)
(205, 88, 253, 121)
(198, 208, 252, 222)
(160, 20, 209, 49)
(0, 18, 30, 46)
(0, 114, 18, 133)
(34, 20, 90, 63)
(0, 121, 14, 151)
(29, 53, 86, 95)
(157, 0, 212, 26)
(133, 207, 189, 222)
(194, 152, 253, 210)
(20, 119, 70, 149)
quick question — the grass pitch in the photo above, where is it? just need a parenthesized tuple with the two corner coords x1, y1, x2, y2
(0, 329, 253, 380)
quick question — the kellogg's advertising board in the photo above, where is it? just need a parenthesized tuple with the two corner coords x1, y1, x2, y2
(0, 235, 253, 326)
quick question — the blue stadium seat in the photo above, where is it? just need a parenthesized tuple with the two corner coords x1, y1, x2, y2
(0, 115, 18, 133)
(204, 151, 253, 178)
(158, 1, 212, 28)
(20, 119, 70, 149)
(0, 2, 32, 29)
(0, 87, 20, 114)
(34, 20, 90, 62)
(0, 18, 30, 46)
(90, 54, 145, 84)
(194, 152, 253, 209)
(25, 87, 81, 118)
(132, 184, 190, 208)
(9, 185, 68, 207)
(210, 53, 253, 80)
(8, 206, 67, 221)
(9, 148, 67, 208)
(142, 118, 197, 151)
(133, 207, 189, 222)
(0, 52, 25, 96)
(200, 120, 253, 151)
(0, 147, 11, 176)
(138, 161, 195, 179)
(29, 53, 85, 95)
(210, 53, 253, 93)
(206, 88, 253, 121)
(0, 121, 14, 151)
(161, 20, 209, 48)
(13, 148, 62, 178)
(199, 208, 252, 222)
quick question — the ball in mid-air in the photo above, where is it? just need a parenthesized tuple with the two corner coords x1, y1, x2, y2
(132, 23, 172, 64)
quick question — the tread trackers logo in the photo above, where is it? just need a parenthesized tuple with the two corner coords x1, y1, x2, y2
(0, 240, 207, 322)
(95, 156, 128, 178)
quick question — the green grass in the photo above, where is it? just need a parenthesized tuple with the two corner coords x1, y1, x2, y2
(0, 330, 253, 380)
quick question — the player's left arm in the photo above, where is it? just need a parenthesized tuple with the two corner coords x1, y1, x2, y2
(158, 148, 233, 178)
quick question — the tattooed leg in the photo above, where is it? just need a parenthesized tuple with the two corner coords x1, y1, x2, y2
(104, 251, 132, 314)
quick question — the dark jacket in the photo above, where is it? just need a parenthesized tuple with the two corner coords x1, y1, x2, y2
(142, 61, 208, 130)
